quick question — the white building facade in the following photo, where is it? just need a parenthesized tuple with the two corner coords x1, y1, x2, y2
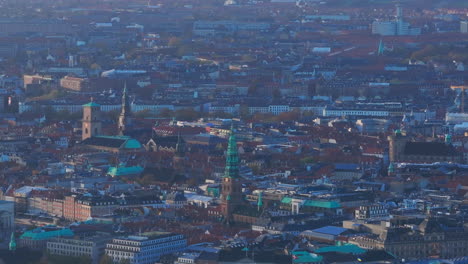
(105, 233, 187, 264)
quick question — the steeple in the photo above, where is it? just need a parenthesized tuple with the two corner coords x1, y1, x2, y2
(9, 232, 16, 251)
(175, 133, 185, 158)
(224, 124, 239, 179)
(118, 82, 131, 135)
(445, 134, 452, 145)
(82, 98, 102, 141)
(220, 124, 244, 224)
(388, 162, 395, 175)
(377, 39, 385, 55)
(257, 191, 263, 211)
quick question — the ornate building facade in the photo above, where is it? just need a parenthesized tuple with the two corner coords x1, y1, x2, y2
(347, 217, 468, 260)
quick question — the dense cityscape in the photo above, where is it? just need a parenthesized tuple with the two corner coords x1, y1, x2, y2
(0, 0, 467, 263)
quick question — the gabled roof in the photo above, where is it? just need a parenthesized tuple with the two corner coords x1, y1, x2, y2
(311, 226, 348, 236)
(404, 142, 458, 156)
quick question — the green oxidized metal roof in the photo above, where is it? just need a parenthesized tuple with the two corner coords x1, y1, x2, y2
(207, 187, 219, 197)
(124, 138, 142, 149)
(108, 165, 143, 177)
(20, 228, 74, 241)
(315, 244, 366, 255)
(303, 200, 341, 209)
(281, 197, 292, 204)
(83, 102, 100, 107)
(292, 251, 323, 263)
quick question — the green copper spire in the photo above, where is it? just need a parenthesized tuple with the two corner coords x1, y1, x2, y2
(9, 232, 16, 251)
(121, 82, 130, 114)
(388, 163, 395, 174)
(377, 39, 384, 56)
(224, 124, 239, 178)
(445, 134, 452, 144)
(257, 191, 263, 211)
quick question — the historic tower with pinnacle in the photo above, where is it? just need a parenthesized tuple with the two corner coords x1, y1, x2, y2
(221, 125, 243, 224)
(82, 99, 102, 141)
(118, 82, 131, 136)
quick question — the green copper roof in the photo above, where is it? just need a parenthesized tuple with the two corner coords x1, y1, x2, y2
(292, 251, 323, 263)
(281, 197, 340, 209)
(303, 200, 341, 209)
(224, 127, 239, 178)
(83, 102, 100, 107)
(207, 187, 220, 197)
(226, 194, 231, 201)
(94, 135, 142, 149)
(315, 244, 366, 255)
(123, 138, 142, 149)
(281, 197, 292, 204)
(20, 228, 74, 241)
(108, 165, 143, 177)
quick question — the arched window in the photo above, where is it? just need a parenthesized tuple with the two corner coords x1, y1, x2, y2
(85, 128, 88, 134)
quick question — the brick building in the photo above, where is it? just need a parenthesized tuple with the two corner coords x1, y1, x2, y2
(63, 195, 117, 222)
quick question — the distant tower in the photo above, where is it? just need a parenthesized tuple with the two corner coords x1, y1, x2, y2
(257, 191, 263, 211)
(387, 129, 406, 163)
(9, 232, 16, 251)
(388, 163, 395, 176)
(173, 133, 186, 167)
(395, 3, 403, 22)
(377, 39, 385, 56)
(68, 54, 75, 67)
(221, 125, 244, 224)
(395, 3, 405, 35)
(445, 134, 452, 145)
(82, 99, 102, 141)
(118, 82, 131, 136)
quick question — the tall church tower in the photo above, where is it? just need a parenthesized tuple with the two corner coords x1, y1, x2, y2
(82, 100, 102, 141)
(118, 82, 131, 136)
(387, 129, 407, 163)
(173, 133, 186, 169)
(221, 125, 243, 224)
